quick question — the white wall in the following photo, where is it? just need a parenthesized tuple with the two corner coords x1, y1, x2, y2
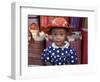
(0, 0, 100, 81)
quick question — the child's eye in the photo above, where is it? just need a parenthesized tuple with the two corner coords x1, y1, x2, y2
(60, 34, 64, 36)
(53, 33, 57, 36)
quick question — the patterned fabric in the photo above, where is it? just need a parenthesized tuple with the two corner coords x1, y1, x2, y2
(41, 42, 77, 65)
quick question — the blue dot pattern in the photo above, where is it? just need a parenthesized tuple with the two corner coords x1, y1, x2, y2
(41, 46, 77, 65)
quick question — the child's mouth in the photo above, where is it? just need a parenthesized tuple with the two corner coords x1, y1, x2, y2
(56, 41, 61, 43)
(55, 41, 62, 45)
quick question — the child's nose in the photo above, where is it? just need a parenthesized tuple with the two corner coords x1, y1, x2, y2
(56, 35, 61, 39)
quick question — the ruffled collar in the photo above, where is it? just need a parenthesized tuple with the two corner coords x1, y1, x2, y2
(51, 41, 70, 49)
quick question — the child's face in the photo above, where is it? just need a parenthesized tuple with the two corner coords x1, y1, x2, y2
(30, 23, 39, 30)
(51, 28, 67, 47)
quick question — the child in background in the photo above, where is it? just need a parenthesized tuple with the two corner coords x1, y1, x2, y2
(41, 17, 77, 65)
(29, 23, 46, 41)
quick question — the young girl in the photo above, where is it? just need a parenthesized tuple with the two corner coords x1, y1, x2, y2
(41, 17, 77, 65)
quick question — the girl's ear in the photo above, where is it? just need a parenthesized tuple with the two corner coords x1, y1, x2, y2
(66, 36, 68, 41)
(48, 35, 53, 41)
(45, 34, 53, 41)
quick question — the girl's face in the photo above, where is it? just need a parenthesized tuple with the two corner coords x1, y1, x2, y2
(30, 23, 39, 30)
(51, 28, 67, 47)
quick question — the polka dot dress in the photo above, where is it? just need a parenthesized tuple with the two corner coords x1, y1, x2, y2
(41, 44, 77, 65)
